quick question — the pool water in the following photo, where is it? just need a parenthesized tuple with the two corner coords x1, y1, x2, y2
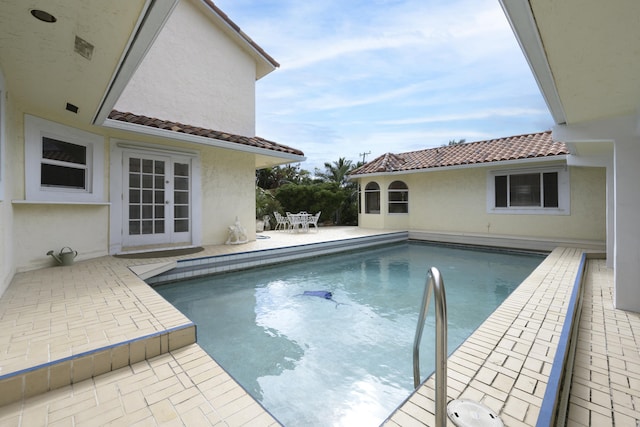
(156, 242, 543, 426)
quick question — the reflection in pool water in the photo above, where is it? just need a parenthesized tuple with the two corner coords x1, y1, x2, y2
(156, 242, 543, 426)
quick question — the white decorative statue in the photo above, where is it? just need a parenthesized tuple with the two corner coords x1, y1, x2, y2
(226, 216, 248, 245)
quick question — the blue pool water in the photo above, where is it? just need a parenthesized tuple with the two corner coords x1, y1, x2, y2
(156, 242, 544, 426)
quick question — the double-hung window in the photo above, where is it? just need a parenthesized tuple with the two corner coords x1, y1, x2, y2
(388, 181, 408, 213)
(488, 167, 569, 215)
(25, 115, 104, 202)
(41, 137, 88, 190)
(364, 182, 380, 214)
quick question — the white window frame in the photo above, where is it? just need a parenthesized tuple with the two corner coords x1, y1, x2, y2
(387, 180, 409, 214)
(364, 181, 380, 214)
(487, 166, 570, 215)
(24, 115, 104, 202)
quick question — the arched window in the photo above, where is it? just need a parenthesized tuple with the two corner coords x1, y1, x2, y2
(364, 182, 380, 214)
(388, 181, 408, 213)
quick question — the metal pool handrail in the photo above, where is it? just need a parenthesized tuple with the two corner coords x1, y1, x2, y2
(413, 267, 447, 426)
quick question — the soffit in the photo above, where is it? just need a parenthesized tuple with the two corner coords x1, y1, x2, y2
(529, 0, 640, 124)
(0, 0, 147, 123)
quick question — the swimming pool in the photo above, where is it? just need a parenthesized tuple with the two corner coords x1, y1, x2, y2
(156, 242, 544, 426)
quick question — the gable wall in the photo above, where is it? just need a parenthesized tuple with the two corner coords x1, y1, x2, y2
(358, 165, 606, 245)
(114, 0, 258, 136)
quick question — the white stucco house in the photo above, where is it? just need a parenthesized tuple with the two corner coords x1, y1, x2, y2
(498, 1, 640, 313)
(350, 131, 607, 251)
(0, 0, 305, 297)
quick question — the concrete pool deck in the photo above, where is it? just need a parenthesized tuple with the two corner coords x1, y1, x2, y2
(0, 227, 638, 426)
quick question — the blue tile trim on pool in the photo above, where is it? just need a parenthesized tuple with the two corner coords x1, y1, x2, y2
(536, 252, 587, 426)
(0, 322, 196, 381)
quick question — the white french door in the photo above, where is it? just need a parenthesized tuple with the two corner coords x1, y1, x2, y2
(123, 152, 192, 247)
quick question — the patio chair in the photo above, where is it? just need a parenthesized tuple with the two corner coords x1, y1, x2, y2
(274, 212, 289, 231)
(286, 212, 298, 232)
(308, 211, 321, 232)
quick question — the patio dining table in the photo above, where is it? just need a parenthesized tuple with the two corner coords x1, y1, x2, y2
(286, 212, 313, 233)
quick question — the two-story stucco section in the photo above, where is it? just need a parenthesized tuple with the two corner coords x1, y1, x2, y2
(0, 0, 304, 287)
(115, 0, 262, 136)
(351, 132, 606, 251)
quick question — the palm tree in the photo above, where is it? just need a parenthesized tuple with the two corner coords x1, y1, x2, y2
(315, 157, 354, 187)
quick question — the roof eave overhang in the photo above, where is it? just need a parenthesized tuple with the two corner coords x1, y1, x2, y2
(93, 0, 179, 125)
(499, 0, 567, 125)
(348, 155, 570, 180)
(103, 118, 305, 163)
(198, 0, 279, 80)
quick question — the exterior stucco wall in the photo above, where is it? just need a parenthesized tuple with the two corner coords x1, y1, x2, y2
(357, 164, 606, 243)
(114, 0, 257, 136)
(200, 148, 256, 244)
(13, 205, 109, 271)
(8, 125, 260, 270)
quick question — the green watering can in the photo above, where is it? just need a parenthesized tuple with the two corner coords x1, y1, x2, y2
(47, 247, 78, 266)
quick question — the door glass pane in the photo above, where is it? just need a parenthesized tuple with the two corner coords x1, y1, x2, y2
(142, 220, 153, 234)
(128, 157, 166, 236)
(174, 163, 189, 176)
(175, 177, 189, 191)
(155, 191, 164, 204)
(174, 219, 189, 232)
(142, 205, 153, 219)
(154, 161, 165, 174)
(129, 205, 140, 220)
(142, 190, 153, 204)
(174, 205, 189, 218)
(129, 221, 140, 235)
(142, 159, 153, 173)
(129, 173, 140, 188)
(154, 176, 165, 189)
(174, 191, 189, 204)
(173, 162, 190, 233)
(129, 157, 140, 172)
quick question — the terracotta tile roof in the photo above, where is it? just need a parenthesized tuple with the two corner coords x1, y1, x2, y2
(350, 131, 568, 175)
(108, 110, 304, 156)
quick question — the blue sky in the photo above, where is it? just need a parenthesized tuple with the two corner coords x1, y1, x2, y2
(214, 0, 553, 172)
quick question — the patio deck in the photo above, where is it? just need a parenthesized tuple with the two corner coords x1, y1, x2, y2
(0, 227, 637, 426)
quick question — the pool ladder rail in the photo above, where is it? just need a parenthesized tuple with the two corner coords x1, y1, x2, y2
(413, 267, 448, 425)
(413, 267, 505, 427)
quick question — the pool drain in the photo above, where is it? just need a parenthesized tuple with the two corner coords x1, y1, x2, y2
(446, 399, 504, 427)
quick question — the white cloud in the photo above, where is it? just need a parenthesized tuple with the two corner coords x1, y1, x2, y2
(378, 108, 550, 126)
(216, 0, 553, 172)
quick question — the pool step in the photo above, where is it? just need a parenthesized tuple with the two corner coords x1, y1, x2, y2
(146, 231, 408, 285)
(0, 323, 196, 407)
